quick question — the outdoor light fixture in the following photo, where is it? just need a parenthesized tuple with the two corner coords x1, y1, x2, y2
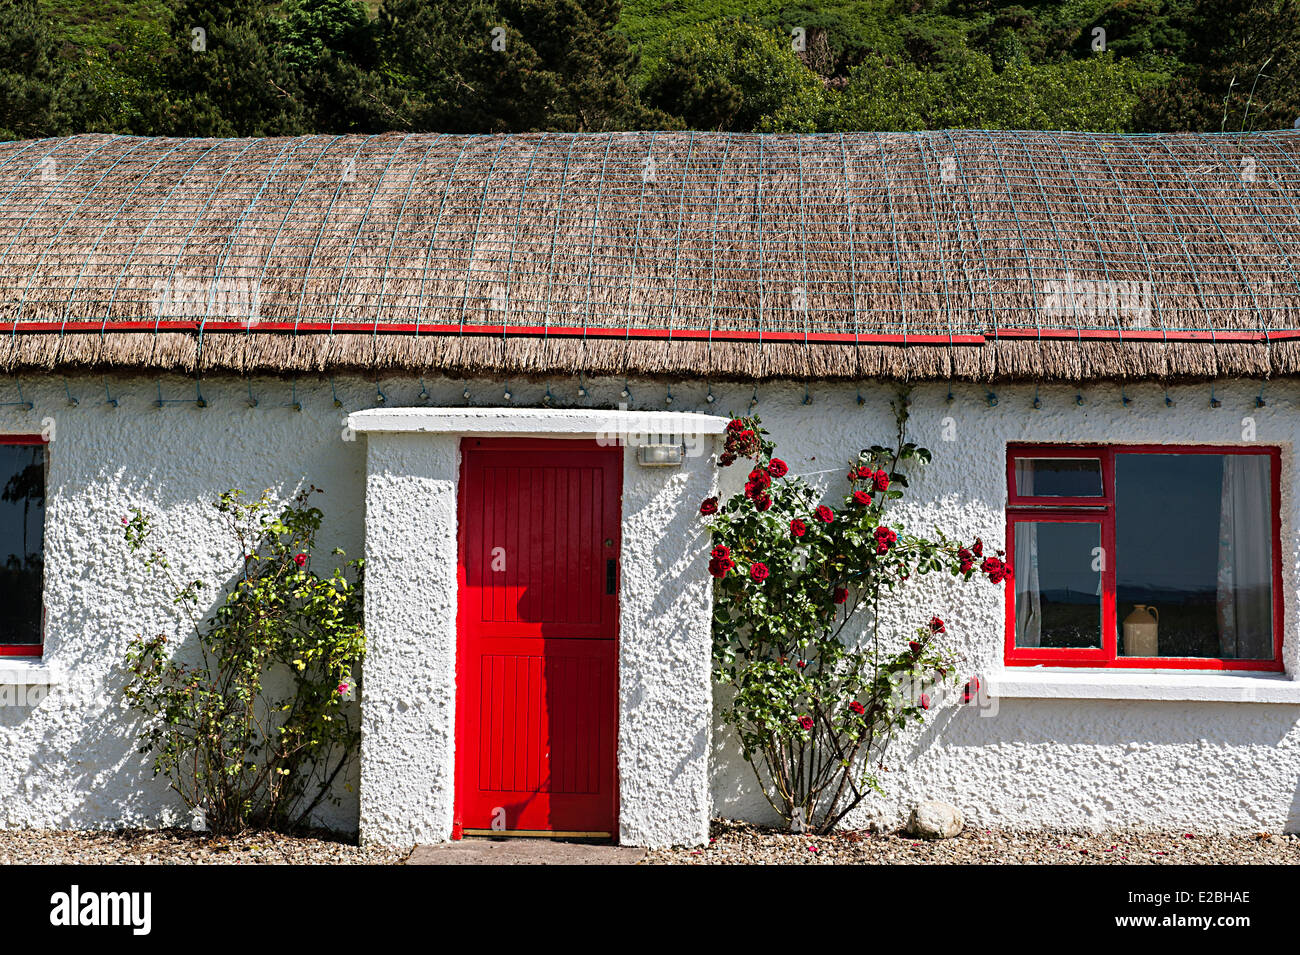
(637, 444, 683, 467)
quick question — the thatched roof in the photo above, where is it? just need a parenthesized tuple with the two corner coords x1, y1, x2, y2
(2, 129, 1300, 382)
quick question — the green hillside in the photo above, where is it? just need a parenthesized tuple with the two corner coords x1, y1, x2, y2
(42, 0, 171, 50)
(7, 0, 1298, 138)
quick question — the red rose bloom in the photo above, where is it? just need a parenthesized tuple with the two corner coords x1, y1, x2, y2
(294, 553, 307, 567)
(796, 659, 808, 669)
(721, 420, 761, 463)
(833, 587, 848, 604)
(719, 452, 736, 467)
(929, 616, 945, 633)
(699, 496, 719, 515)
(797, 716, 814, 731)
(973, 538, 984, 557)
(749, 562, 770, 582)
(873, 470, 890, 492)
(790, 519, 807, 538)
(849, 700, 865, 715)
(755, 495, 773, 512)
(815, 505, 835, 524)
(853, 490, 872, 506)
(872, 526, 897, 554)
(767, 458, 788, 478)
(708, 557, 733, 578)
(856, 465, 874, 479)
(982, 557, 1010, 584)
(748, 468, 771, 488)
(908, 640, 922, 654)
(711, 545, 731, 561)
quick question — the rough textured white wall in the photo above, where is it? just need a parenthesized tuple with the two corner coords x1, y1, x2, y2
(704, 377, 1300, 835)
(0, 375, 371, 832)
(616, 441, 716, 846)
(356, 432, 460, 846)
(6, 371, 1300, 839)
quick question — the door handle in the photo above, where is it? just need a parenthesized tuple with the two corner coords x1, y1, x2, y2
(606, 559, 616, 595)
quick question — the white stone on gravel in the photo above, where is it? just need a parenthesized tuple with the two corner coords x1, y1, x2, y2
(908, 801, 964, 839)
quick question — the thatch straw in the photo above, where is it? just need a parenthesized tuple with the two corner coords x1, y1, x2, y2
(1, 130, 1299, 382)
(0, 330, 1292, 384)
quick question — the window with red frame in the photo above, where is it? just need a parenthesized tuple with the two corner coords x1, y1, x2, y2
(1005, 444, 1282, 671)
(0, 436, 45, 657)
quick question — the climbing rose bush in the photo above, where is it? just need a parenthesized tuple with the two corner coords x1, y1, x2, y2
(122, 486, 364, 834)
(702, 412, 1007, 834)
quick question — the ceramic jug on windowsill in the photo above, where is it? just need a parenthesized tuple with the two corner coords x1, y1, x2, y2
(1122, 604, 1159, 657)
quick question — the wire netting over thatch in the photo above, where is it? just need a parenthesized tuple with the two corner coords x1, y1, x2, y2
(2, 130, 1300, 381)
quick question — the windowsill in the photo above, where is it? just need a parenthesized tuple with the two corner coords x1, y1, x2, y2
(988, 667, 1300, 704)
(0, 657, 58, 686)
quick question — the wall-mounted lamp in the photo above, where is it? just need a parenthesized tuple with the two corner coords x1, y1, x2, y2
(636, 444, 683, 468)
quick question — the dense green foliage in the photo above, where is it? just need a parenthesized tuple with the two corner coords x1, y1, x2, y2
(123, 486, 365, 834)
(12, 0, 1300, 137)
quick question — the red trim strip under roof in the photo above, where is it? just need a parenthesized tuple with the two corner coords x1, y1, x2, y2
(0, 322, 1296, 345)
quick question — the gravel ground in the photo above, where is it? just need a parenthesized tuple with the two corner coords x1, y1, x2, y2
(0, 828, 410, 865)
(4, 821, 1297, 864)
(647, 819, 1300, 864)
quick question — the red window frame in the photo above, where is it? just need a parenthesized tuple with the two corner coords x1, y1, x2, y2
(0, 434, 47, 658)
(1005, 443, 1283, 671)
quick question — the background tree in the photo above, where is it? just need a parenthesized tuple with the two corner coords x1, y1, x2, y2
(835, 48, 1153, 132)
(147, 0, 308, 136)
(279, 0, 401, 133)
(0, 0, 69, 140)
(378, 0, 669, 132)
(642, 20, 829, 132)
(1138, 0, 1300, 131)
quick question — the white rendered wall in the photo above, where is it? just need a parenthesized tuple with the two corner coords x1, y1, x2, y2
(355, 432, 460, 845)
(702, 377, 1300, 835)
(0, 375, 371, 833)
(3, 372, 1300, 839)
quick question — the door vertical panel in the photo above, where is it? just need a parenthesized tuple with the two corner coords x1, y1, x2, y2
(456, 440, 621, 835)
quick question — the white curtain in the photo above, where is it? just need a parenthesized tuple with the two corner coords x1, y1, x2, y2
(1217, 456, 1272, 658)
(1012, 463, 1041, 647)
(1015, 524, 1041, 647)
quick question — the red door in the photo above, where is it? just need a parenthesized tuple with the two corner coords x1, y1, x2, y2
(455, 438, 621, 836)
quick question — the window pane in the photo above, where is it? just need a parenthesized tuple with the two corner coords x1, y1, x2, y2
(1014, 521, 1102, 649)
(0, 444, 44, 647)
(1115, 453, 1273, 659)
(1014, 457, 1103, 498)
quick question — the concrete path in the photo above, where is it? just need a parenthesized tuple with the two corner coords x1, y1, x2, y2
(407, 838, 646, 865)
